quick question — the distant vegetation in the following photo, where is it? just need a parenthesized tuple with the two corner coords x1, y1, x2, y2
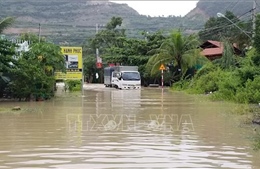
(0, 0, 204, 45)
(1, 0, 259, 45)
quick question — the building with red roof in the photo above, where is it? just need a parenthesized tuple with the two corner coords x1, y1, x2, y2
(200, 40, 242, 61)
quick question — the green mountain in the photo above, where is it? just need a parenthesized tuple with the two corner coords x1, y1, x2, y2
(2, 0, 259, 45)
(0, 0, 204, 45)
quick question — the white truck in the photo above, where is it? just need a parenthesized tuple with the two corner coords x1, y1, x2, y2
(104, 66, 141, 89)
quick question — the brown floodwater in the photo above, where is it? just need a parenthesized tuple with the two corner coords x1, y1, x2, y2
(0, 84, 260, 169)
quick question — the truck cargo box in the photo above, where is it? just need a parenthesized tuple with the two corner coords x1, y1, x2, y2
(104, 67, 115, 86)
(113, 66, 138, 72)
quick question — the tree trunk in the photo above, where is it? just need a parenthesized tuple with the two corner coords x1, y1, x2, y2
(89, 75, 93, 83)
(176, 59, 182, 79)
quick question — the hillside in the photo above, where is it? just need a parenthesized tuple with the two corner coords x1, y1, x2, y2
(186, 0, 260, 21)
(2, 0, 259, 45)
(0, 0, 204, 45)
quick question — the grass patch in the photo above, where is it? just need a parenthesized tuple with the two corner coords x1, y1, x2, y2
(0, 107, 12, 114)
(0, 108, 23, 114)
(0, 107, 43, 115)
(253, 134, 260, 151)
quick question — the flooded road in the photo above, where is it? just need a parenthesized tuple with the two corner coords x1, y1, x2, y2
(0, 84, 260, 169)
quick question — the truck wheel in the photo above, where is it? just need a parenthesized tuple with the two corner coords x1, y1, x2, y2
(114, 85, 118, 89)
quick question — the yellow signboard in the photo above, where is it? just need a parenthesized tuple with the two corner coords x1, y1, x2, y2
(55, 71, 82, 79)
(159, 64, 166, 70)
(55, 46, 83, 80)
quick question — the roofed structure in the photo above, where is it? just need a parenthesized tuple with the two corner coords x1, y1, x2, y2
(200, 40, 242, 61)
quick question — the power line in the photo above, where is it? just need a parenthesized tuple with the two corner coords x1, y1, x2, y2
(229, 0, 241, 13)
(255, 0, 260, 9)
(191, 14, 252, 32)
(179, 9, 252, 32)
(196, 15, 252, 37)
(12, 21, 176, 32)
(238, 8, 255, 19)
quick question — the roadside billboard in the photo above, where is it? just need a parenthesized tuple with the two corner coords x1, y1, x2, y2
(55, 46, 83, 80)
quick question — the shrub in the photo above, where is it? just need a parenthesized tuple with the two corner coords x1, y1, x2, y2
(190, 67, 225, 94)
(193, 62, 217, 79)
(213, 71, 241, 101)
(65, 80, 82, 91)
(172, 79, 191, 91)
(235, 76, 260, 103)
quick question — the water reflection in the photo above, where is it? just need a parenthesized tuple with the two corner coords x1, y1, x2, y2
(0, 86, 259, 168)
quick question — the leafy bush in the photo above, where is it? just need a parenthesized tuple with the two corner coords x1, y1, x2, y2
(190, 67, 227, 94)
(212, 71, 241, 101)
(235, 59, 260, 85)
(65, 80, 81, 91)
(177, 66, 260, 104)
(172, 64, 220, 94)
(193, 62, 217, 79)
(235, 76, 260, 103)
(172, 79, 191, 91)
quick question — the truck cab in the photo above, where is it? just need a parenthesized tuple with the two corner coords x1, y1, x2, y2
(112, 71, 141, 89)
(104, 66, 141, 90)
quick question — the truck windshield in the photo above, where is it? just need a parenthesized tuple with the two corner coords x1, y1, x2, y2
(122, 72, 140, 80)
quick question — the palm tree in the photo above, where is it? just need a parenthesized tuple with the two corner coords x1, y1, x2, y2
(146, 30, 208, 80)
(0, 17, 14, 34)
(0, 17, 14, 86)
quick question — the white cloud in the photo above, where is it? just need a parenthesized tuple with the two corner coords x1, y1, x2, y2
(110, 1, 198, 17)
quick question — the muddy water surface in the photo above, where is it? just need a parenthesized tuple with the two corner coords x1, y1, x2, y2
(0, 84, 260, 169)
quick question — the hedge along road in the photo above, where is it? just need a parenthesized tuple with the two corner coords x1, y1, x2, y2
(0, 84, 259, 168)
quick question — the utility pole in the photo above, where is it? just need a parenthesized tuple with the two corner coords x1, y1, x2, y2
(38, 23, 41, 43)
(96, 24, 100, 62)
(252, 0, 256, 38)
(96, 24, 99, 62)
(95, 24, 103, 83)
(161, 69, 164, 88)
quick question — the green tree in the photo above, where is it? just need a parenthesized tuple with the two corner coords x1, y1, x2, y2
(0, 17, 14, 33)
(90, 16, 126, 53)
(88, 17, 166, 58)
(253, 14, 260, 64)
(143, 31, 166, 54)
(105, 16, 123, 30)
(213, 38, 238, 69)
(19, 32, 46, 43)
(28, 42, 66, 75)
(146, 30, 207, 80)
(10, 55, 52, 100)
(0, 39, 17, 97)
(0, 17, 16, 92)
(0, 39, 16, 74)
(85, 17, 167, 85)
(83, 55, 97, 83)
(9, 41, 66, 100)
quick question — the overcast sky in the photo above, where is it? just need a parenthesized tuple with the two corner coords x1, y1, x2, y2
(110, 1, 198, 17)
